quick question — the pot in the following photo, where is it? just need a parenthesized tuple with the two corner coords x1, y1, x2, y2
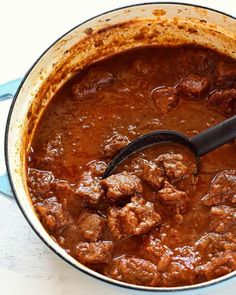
(1, 2, 236, 292)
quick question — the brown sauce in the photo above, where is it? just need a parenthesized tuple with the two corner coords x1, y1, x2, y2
(26, 46, 236, 287)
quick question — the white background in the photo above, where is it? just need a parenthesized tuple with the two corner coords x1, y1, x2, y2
(0, 1, 236, 294)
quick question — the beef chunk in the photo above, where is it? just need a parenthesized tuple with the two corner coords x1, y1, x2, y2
(210, 205, 236, 233)
(53, 181, 75, 205)
(197, 252, 236, 280)
(35, 197, 70, 232)
(177, 49, 214, 74)
(202, 170, 236, 206)
(161, 246, 201, 287)
(140, 160, 164, 190)
(158, 181, 188, 211)
(152, 87, 179, 114)
(75, 171, 103, 205)
(86, 160, 107, 177)
(28, 168, 54, 197)
(177, 74, 210, 98)
(75, 241, 114, 264)
(207, 88, 236, 116)
(103, 133, 130, 157)
(53, 181, 75, 198)
(52, 181, 85, 215)
(155, 153, 188, 181)
(141, 234, 173, 272)
(195, 232, 236, 256)
(106, 255, 160, 286)
(217, 61, 236, 87)
(78, 212, 106, 241)
(108, 196, 161, 240)
(101, 172, 143, 201)
(71, 67, 114, 99)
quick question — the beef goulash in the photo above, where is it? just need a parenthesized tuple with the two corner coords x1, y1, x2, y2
(27, 46, 236, 287)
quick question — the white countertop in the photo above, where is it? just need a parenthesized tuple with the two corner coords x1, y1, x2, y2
(1, 1, 236, 294)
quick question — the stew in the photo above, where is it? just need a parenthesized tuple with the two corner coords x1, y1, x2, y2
(27, 45, 236, 287)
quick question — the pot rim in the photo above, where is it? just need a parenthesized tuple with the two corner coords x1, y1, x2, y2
(5, 2, 236, 292)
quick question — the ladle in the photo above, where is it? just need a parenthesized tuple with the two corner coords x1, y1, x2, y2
(103, 115, 236, 178)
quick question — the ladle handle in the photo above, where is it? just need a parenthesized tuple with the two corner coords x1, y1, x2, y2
(190, 115, 236, 157)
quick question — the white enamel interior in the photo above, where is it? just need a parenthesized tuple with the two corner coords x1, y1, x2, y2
(6, 3, 236, 292)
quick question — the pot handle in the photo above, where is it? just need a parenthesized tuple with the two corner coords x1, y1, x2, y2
(0, 78, 22, 101)
(0, 78, 22, 199)
(0, 173, 13, 199)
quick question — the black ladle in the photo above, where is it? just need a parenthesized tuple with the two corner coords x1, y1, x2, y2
(103, 115, 236, 178)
